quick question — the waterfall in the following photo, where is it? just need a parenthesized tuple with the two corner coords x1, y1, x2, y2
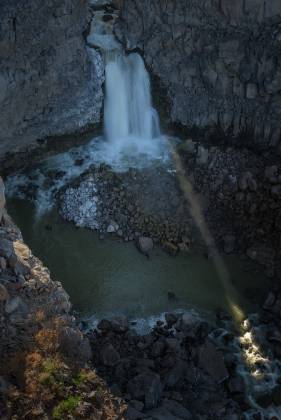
(104, 52, 161, 143)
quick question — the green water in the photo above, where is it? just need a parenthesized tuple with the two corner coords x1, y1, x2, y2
(8, 198, 266, 320)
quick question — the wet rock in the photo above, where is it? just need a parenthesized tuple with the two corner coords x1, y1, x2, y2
(198, 340, 229, 383)
(163, 242, 178, 256)
(111, 315, 129, 333)
(175, 312, 198, 336)
(165, 312, 178, 327)
(107, 221, 119, 233)
(137, 236, 153, 256)
(127, 372, 162, 409)
(178, 242, 190, 253)
(102, 344, 120, 366)
(97, 319, 112, 332)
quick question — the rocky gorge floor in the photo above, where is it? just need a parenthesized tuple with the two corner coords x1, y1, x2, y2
(55, 137, 281, 280)
(3, 136, 281, 418)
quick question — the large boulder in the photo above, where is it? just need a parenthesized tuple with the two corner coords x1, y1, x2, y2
(137, 236, 153, 256)
(127, 372, 162, 409)
(198, 340, 229, 383)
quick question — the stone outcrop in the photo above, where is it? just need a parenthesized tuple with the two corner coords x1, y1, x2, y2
(117, 0, 281, 148)
(0, 0, 104, 159)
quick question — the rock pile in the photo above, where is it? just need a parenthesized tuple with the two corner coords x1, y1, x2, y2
(59, 163, 192, 254)
(88, 309, 281, 419)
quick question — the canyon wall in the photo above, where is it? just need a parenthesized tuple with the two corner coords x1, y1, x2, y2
(0, 0, 104, 159)
(117, 0, 281, 148)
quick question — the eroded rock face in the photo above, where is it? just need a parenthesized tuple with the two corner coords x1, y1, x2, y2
(0, 0, 104, 159)
(117, 0, 281, 148)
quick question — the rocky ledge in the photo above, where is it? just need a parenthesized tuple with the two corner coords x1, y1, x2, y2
(0, 176, 125, 419)
(87, 302, 281, 419)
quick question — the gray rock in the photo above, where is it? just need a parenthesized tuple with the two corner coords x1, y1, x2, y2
(107, 221, 119, 233)
(118, 0, 281, 147)
(197, 146, 209, 165)
(97, 319, 112, 332)
(127, 372, 162, 409)
(137, 236, 153, 256)
(126, 406, 144, 420)
(0, 284, 9, 302)
(102, 344, 120, 366)
(198, 340, 229, 383)
(59, 327, 92, 363)
(162, 399, 192, 419)
(0, 0, 104, 159)
(5, 296, 27, 315)
(0, 239, 13, 259)
(111, 315, 129, 333)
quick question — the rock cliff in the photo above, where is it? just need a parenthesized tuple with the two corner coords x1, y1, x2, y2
(117, 0, 281, 148)
(0, 0, 104, 159)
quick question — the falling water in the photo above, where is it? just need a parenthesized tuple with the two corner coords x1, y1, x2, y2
(104, 52, 161, 143)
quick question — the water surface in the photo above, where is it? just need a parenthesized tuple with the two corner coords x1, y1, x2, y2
(8, 198, 267, 321)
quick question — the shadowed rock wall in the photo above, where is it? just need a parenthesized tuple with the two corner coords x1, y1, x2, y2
(117, 0, 281, 148)
(0, 0, 104, 159)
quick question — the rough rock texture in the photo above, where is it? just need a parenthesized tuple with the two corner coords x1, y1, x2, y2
(0, 184, 125, 419)
(117, 0, 281, 148)
(0, 0, 104, 159)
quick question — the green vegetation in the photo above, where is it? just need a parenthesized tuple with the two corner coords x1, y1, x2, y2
(52, 395, 81, 419)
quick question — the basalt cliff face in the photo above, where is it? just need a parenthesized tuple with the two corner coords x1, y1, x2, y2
(117, 0, 281, 149)
(0, 0, 104, 159)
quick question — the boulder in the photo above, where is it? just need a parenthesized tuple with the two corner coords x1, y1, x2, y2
(127, 372, 162, 409)
(5, 296, 27, 315)
(198, 340, 229, 383)
(102, 344, 120, 367)
(58, 327, 92, 363)
(111, 315, 129, 333)
(97, 318, 112, 332)
(162, 242, 178, 256)
(137, 237, 153, 256)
